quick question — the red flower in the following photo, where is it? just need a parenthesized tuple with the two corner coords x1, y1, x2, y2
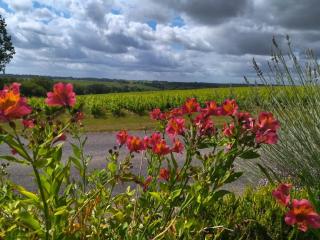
(116, 130, 128, 145)
(285, 199, 320, 232)
(45, 82, 76, 107)
(22, 119, 35, 128)
(144, 132, 162, 148)
(143, 176, 153, 191)
(195, 113, 215, 136)
(150, 108, 166, 121)
(257, 112, 280, 131)
(255, 112, 280, 144)
(171, 138, 184, 153)
(237, 112, 255, 130)
(0, 83, 32, 121)
(256, 129, 278, 144)
(272, 183, 292, 207)
(202, 101, 222, 116)
(153, 139, 170, 156)
(166, 117, 185, 138)
(222, 99, 238, 116)
(223, 123, 235, 137)
(182, 98, 200, 114)
(159, 168, 170, 181)
(168, 107, 184, 118)
(126, 136, 146, 153)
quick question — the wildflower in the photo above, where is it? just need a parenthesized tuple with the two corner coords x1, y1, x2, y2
(223, 123, 235, 137)
(272, 183, 292, 207)
(222, 99, 238, 116)
(255, 129, 278, 144)
(195, 113, 215, 136)
(22, 119, 35, 128)
(202, 101, 222, 116)
(150, 108, 165, 121)
(143, 176, 153, 191)
(168, 107, 184, 118)
(153, 139, 170, 156)
(255, 112, 280, 144)
(171, 138, 184, 153)
(116, 130, 128, 145)
(257, 112, 280, 131)
(126, 136, 146, 153)
(144, 132, 162, 148)
(285, 199, 320, 232)
(0, 83, 32, 121)
(159, 168, 170, 181)
(182, 98, 200, 114)
(166, 117, 185, 138)
(45, 82, 76, 107)
(237, 112, 255, 130)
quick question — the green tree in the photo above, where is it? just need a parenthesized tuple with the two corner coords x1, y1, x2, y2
(0, 15, 15, 74)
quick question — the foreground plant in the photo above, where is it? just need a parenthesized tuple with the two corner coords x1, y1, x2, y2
(0, 82, 285, 239)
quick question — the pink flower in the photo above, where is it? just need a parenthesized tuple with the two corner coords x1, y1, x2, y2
(152, 139, 171, 156)
(126, 136, 146, 153)
(116, 130, 128, 145)
(159, 168, 170, 181)
(202, 101, 222, 116)
(272, 183, 292, 207)
(222, 99, 238, 116)
(150, 108, 166, 121)
(256, 129, 278, 144)
(223, 123, 235, 137)
(166, 117, 185, 138)
(22, 119, 35, 128)
(182, 98, 200, 114)
(0, 83, 32, 121)
(285, 199, 320, 232)
(171, 139, 184, 153)
(143, 176, 153, 191)
(45, 82, 76, 107)
(195, 113, 215, 136)
(257, 112, 280, 131)
(168, 107, 184, 118)
(144, 132, 162, 148)
(237, 112, 255, 130)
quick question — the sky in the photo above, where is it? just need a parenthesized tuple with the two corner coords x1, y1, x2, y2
(0, 0, 319, 83)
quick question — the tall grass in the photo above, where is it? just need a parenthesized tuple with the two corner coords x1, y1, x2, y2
(247, 36, 320, 188)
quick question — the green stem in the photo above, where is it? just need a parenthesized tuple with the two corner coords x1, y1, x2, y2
(32, 164, 50, 240)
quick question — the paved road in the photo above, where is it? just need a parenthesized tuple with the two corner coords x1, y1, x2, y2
(0, 131, 258, 193)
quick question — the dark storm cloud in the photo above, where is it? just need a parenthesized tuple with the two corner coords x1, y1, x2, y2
(256, 0, 320, 30)
(154, 0, 250, 25)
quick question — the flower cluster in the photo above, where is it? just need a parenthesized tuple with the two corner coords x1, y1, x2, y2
(116, 130, 183, 155)
(0, 83, 32, 121)
(273, 183, 320, 232)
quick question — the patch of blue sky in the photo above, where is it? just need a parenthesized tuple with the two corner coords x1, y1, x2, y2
(33, 1, 71, 19)
(111, 8, 121, 15)
(171, 16, 185, 27)
(147, 19, 157, 30)
(171, 42, 185, 52)
(0, 0, 14, 13)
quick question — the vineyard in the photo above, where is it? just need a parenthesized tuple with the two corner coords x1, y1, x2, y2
(29, 86, 278, 118)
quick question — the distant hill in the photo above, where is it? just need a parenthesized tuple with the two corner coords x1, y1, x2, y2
(0, 74, 250, 97)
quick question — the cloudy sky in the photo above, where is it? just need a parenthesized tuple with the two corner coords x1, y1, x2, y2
(0, 0, 319, 82)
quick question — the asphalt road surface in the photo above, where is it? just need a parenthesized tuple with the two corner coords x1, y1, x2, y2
(0, 131, 258, 193)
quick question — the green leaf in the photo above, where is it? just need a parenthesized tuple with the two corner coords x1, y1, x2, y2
(71, 143, 81, 159)
(0, 155, 29, 164)
(149, 192, 162, 202)
(54, 206, 68, 216)
(14, 185, 40, 203)
(170, 189, 182, 200)
(239, 150, 260, 159)
(108, 162, 117, 173)
(69, 156, 82, 170)
(212, 190, 231, 200)
(19, 211, 42, 232)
